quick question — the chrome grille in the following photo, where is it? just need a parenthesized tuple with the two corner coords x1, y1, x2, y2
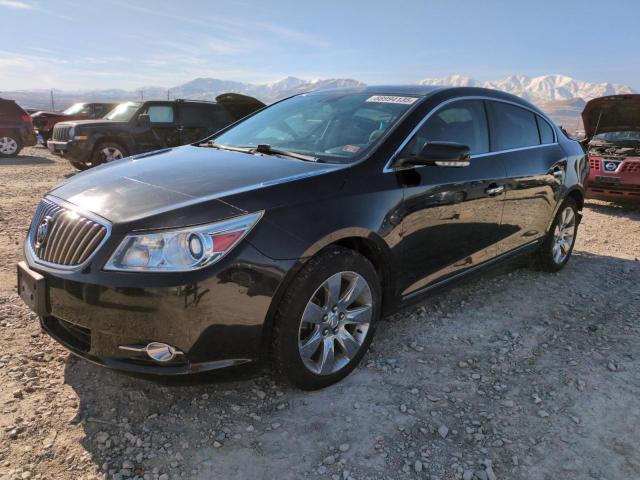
(29, 199, 108, 267)
(52, 124, 72, 141)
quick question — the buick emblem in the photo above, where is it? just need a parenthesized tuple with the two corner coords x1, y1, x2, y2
(35, 216, 52, 249)
(604, 161, 618, 172)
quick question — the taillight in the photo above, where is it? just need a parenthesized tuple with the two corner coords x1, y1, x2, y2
(21, 114, 31, 124)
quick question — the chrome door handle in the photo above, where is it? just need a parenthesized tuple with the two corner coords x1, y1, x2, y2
(485, 185, 504, 196)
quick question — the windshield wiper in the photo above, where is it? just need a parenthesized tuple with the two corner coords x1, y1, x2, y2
(205, 142, 255, 154)
(254, 144, 321, 162)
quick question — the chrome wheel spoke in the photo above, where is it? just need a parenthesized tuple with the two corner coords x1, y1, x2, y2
(302, 301, 324, 324)
(319, 338, 335, 374)
(344, 304, 372, 324)
(339, 275, 367, 309)
(337, 330, 360, 359)
(325, 273, 342, 306)
(300, 329, 323, 358)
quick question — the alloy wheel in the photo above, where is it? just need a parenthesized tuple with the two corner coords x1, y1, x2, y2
(100, 146, 124, 162)
(552, 206, 576, 264)
(0, 137, 18, 155)
(298, 271, 373, 375)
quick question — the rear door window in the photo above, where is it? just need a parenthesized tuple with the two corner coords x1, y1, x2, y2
(536, 115, 555, 144)
(180, 104, 233, 130)
(490, 102, 540, 150)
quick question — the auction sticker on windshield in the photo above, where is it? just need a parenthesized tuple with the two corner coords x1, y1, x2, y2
(366, 95, 418, 105)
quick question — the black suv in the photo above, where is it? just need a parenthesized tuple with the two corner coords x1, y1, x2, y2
(47, 93, 265, 169)
(0, 98, 37, 157)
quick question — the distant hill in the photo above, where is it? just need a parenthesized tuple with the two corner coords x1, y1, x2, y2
(3, 73, 634, 135)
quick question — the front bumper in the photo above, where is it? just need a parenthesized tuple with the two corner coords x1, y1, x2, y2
(23, 243, 293, 376)
(46, 139, 90, 162)
(585, 156, 640, 202)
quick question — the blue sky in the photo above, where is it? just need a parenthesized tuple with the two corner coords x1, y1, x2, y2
(1, 0, 639, 91)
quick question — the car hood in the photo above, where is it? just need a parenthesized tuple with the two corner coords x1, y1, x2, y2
(58, 119, 126, 128)
(49, 145, 344, 226)
(582, 94, 640, 139)
(32, 111, 66, 118)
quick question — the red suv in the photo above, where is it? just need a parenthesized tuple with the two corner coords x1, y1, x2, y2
(582, 95, 640, 202)
(31, 102, 117, 142)
(0, 97, 37, 157)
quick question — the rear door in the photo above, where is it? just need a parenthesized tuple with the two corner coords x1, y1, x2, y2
(132, 102, 181, 152)
(486, 101, 565, 253)
(397, 99, 509, 297)
(178, 103, 234, 144)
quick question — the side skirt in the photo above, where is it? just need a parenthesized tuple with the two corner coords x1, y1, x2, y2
(400, 239, 543, 306)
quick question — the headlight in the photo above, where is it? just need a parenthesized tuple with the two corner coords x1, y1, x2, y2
(104, 211, 263, 272)
(68, 126, 75, 138)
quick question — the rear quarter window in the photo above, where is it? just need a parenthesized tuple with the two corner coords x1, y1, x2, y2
(490, 101, 540, 150)
(536, 115, 555, 144)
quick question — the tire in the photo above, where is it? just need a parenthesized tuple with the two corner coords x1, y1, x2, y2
(91, 141, 127, 167)
(272, 247, 381, 390)
(0, 133, 22, 158)
(534, 197, 579, 272)
(70, 159, 90, 171)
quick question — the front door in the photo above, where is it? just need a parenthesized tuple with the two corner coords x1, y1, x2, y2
(396, 99, 509, 298)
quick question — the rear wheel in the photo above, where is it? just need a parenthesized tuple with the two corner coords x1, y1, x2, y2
(0, 134, 21, 158)
(272, 247, 381, 390)
(91, 142, 127, 167)
(534, 198, 578, 272)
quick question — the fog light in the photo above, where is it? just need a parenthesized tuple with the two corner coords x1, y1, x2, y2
(146, 342, 177, 362)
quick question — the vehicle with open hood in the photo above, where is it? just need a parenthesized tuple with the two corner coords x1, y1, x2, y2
(18, 86, 586, 389)
(582, 94, 640, 202)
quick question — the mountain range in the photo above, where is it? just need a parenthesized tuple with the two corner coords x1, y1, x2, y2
(2, 74, 635, 133)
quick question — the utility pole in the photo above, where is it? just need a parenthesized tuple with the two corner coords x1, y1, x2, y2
(50, 89, 55, 111)
(167, 89, 170, 100)
(139, 89, 144, 101)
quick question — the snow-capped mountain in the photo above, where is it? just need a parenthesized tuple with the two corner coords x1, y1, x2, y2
(418, 74, 635, 102)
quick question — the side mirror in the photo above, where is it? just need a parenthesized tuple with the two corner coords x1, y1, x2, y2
(398, 141, 471, 167)
(137, 114, 151, 127)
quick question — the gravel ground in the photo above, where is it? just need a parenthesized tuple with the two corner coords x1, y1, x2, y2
(1, 147, 639, 480)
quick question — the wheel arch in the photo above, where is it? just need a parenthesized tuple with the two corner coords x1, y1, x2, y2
(259, 231, 397, 358)
(90, 135, 132, 159)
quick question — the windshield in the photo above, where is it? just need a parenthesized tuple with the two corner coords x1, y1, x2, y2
(63, 103, 88, 115)
(593, 131, 640, 143)
(105, 102, 142, 121)
(210, 92, 420, 163)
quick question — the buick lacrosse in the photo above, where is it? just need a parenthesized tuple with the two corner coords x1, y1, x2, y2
(18, 86, 587, 389)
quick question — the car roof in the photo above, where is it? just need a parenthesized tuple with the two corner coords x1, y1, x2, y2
(306, 85, 547, 115)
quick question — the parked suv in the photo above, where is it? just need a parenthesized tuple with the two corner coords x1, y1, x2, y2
(31, 102, 118, 142)
(582, 94, 640, 202)
(0, 98, 37, 157)
(19, 86, 587, 389)
(47, 93, 265, 170)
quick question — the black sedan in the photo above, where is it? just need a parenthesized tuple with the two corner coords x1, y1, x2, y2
(17, 86, 587, 389)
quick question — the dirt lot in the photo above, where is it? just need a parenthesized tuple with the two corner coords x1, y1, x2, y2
(1, 146, 639, 480)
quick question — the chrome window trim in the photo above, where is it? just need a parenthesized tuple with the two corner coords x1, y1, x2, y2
(27, 195, 112, 272)
(383, 95, 559, 173)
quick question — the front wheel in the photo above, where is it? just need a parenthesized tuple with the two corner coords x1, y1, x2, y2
(272, 247, 381, 390)
(91, 142, 127, 167)
(0, 134, 21, 158)
(534, 198, 579, 272)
